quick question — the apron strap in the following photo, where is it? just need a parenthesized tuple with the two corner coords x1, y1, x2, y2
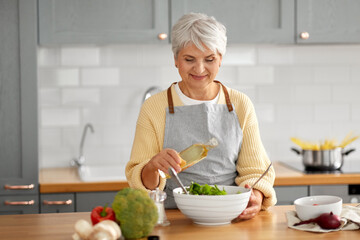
(167, 82, 177, 114)
(167, 80, 233, 114)
(214, 80, 233, 112)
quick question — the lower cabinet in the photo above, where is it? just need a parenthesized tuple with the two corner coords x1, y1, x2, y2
(0, 195, 39, 215)
(274, 186, 309, 205)
(40, 193, 75, 213)
(76, 192, 118, 212)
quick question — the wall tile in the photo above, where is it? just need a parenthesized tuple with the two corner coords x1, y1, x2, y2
(254, 104, 274, 122)
(314, 104, 350, 122)
(275, 66, 314, 84)
(351, 104, 360, 121)
(40, 128, 62, 147)
(258, 86, 294, 104)
(62, 89, 100, 106)
(39, 89, 61, 106)
(61, 47, 100, 66)
(257, 46, 294, 65)
(295, 85, 331, 103)
(237, 66, 274, 85)
(276, 104, 313, 123)
(333, 85, 360, 103)
(38, 48, 60, 66)
(222, 45, 256, 65)
(81, 68, 119, 86)
(314, 66, 350, 84)
(293, 45, 360, 65)
(41, 108, 80, 127)
(38, 68, 79, 87)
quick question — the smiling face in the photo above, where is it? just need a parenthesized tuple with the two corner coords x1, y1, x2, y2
(174, 43, 222, 99)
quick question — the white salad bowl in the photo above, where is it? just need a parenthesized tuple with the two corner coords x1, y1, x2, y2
(173, 185, 251, 226)
(294, 195, 343, 221)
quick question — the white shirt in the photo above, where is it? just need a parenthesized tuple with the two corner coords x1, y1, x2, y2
(174, 82, 220, 106)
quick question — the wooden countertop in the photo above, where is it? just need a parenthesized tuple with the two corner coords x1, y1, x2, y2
(0, 205, 358, 240)
(39, 162, 360, 193)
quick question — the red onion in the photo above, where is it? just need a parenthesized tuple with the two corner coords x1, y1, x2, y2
(294, 212, 341, 229)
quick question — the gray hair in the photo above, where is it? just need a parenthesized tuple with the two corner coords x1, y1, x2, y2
(171, 12, 227, 58)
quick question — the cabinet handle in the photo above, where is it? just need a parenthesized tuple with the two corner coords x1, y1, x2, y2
(4, 184, 35, 190)
(4, 200, 35, 206)
(43, 199, 73, 205)
(299, 32, 310, 40)
(158, 33, 168, 40)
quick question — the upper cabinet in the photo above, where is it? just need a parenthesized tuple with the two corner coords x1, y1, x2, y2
(38, 0, 169, 45)
(170, 0, 295, 44)
(38, 0, 360, 45)
(296, 0, 360, 44)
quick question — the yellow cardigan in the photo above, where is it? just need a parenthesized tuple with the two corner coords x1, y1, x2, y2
(126, 83, 277, 209)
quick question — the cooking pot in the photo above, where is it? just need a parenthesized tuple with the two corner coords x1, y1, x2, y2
(291, 147, 355, 171)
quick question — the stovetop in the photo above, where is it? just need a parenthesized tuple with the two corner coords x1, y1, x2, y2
(280, 160, 360, 174)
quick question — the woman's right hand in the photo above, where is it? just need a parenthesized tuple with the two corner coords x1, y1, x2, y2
(147, 148, 182, 174)
(141, 148, 182, 190)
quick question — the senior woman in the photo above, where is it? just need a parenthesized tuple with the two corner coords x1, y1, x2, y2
(126, 12, 276, 220)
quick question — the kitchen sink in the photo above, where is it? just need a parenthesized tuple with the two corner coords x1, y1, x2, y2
(78, 165, 127, 182)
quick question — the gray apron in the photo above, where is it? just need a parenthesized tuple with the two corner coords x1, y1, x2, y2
(163, 81, 243, 208)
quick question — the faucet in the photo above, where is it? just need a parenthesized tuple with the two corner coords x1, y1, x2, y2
(70, 123, 95, 167)
(142, 86, 162, 103)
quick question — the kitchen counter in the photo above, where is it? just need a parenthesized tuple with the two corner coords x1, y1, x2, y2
(39, 162, 360, 193)
(0, 205, 358, 240)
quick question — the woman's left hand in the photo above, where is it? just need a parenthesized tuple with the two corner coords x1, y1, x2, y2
(233, 184, 264, 221)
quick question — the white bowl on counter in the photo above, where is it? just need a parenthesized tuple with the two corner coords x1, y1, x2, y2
(173, 185, 251, 226)
(294, 195, 342, 221)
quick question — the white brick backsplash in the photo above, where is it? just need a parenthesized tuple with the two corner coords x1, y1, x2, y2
(82, 107, 122, 125)
(40, 146, 75, 168)
(350, 66, 360, 83)
(38, 44, 360, 168)
(119, 66, 162, 87)
(61, 47, 100, 66)
(314, 66, 350, 84)
(258, 86, 294, 104)
(62, 89, 100, 106)
(101, 45, 141, 66)
(275, 66, 314, 84)
(81, 68, 119, 86)
(295, 85, 331, 103)
(38, 48, 60, 66)
(294, 45, 360, 65)
(254, 104, 274, 123)
(352, 105, 360, 121)
(222, 45, 256, 65)
(216, 66, 237, 85)
(39, 68, 79, 87)
(140, 45, 174, 66)
(257, 46, 294, 65)
(333, 85, 360, 103)
(40, 128, 61, 147)
(41, 108, 80, 127)
(314, 104, 350, 122)
(276, 104, 313, 123)
(40, 89, 61, 106)
(237, 66, 274, 85)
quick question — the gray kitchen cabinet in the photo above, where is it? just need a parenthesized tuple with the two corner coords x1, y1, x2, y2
(310, 185, 360, 204)
(76, 191, 118, 212)
(40, 193, 75, 213)
(0, 0, 38, 214)
(274, 186, 309, 205)
(170, 0, 295, 44)
(38, 0, 169, 45)
(296, 0, 360, 43)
